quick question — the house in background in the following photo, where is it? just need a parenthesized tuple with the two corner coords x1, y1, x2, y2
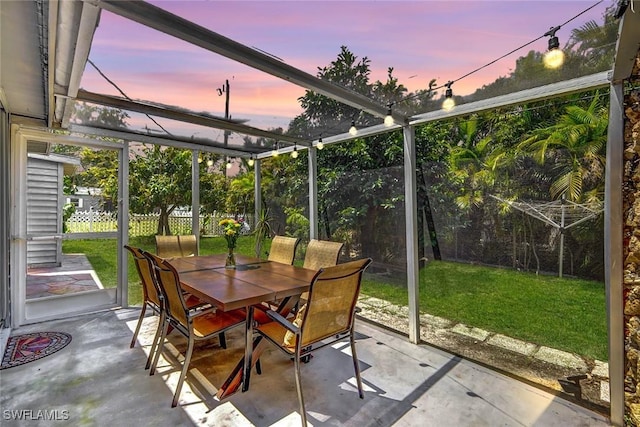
(65, 187, 108, 213)
(27, 153, 80, 268)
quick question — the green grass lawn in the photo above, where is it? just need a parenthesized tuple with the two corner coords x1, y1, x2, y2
(63, 237, 608, 361)
(362, 260, 607, 361)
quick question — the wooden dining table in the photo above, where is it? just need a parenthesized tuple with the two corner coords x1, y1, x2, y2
(168, 253, 317, 399)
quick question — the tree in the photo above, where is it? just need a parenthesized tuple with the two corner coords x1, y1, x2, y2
(129, 144, 194, 235)
(199, 171, 228, 214)
(277, 47, 419, 262)
(226, 174, 254, 217)
(518, 93, 607, 202)
(564, 5, 619, 74)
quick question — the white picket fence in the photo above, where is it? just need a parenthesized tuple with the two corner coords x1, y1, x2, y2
(66, 211, 251, 237)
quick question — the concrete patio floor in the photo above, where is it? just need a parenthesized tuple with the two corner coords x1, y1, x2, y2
(0, 308, 610, 426)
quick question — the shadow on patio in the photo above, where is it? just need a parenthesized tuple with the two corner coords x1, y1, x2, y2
(0, 309, 610, 426)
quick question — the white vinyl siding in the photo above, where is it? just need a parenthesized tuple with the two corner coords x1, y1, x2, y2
(26, 158, 62, 266)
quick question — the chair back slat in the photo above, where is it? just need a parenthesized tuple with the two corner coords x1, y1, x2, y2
(144, 252, 190, 327)
(268, 236, 300, 265)
(125, 245, 161, 307)
(299, 258, 372, 347)
(155, 235, 198, 258)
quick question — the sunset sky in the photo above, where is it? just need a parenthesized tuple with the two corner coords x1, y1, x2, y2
(80, 0, 613, 137)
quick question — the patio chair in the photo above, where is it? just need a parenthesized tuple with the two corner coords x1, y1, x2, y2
(125, 245, 164, 369)
(268, 235, 300, 265)
(143, 251, 246, 407)
(155, 234, 198, 258)
(302, 239, 343, 271)
(255, 236, 301, 316)
(298, 239, 344, 302)
(255, 258, 372, 426)
(125, 245, 213, 370)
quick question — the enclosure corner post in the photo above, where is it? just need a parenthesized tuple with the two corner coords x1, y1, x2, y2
(404, 124, 420, 344)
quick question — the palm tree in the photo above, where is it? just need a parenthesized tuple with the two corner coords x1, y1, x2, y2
(564, 6, 619, 73)
(518, 93, 607, 202)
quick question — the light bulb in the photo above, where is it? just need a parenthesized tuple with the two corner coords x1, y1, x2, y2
(291, 147, 299, 158)
(349, 121, 357, 136)
(384, 107, 394, 127)
(384, 115, 394, 127)
(206, 159, 213, 167)
(226, 160, 232, 170)
(248, 157, 254, 167)
(316, 140, 324, 150)
(442, 97, 455, 111)
(543, 48, 565, 69)
(543, 27, 564, 69)
(272, 149, 279, 157)
(442, 82, 455, 111)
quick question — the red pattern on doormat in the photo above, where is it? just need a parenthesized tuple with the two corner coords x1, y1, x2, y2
(1, 332, 72, 369)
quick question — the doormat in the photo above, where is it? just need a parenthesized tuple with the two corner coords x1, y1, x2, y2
(1, 332, 72, 370)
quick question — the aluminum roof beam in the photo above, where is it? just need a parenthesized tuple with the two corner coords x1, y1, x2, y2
(69, 124, 249, 157)
(275, 72, 610, 155)
(75, 89, 308, 146)
(611, 3, 640, 83)
(87, 0, 406, 124)
(408, 71, 611, 127)
(50, 1, 100, 128)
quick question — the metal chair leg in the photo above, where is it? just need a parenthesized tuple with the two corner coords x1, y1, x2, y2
(350, 333, 364, 399)
(172, 335, 195, 407)
(293, 353, 307, 426)
(146, 311, 165, 370)
(130, 303, 147, 348)
(150, 319, 169, 376)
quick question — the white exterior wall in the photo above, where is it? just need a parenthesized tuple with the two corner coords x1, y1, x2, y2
(26, 157, 62, 267)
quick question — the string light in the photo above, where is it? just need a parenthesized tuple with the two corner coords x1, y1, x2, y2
(206, 157, 213, 167)
(291, 144, 299, 158)
(394, 0, 603, 108)
(316, 137, 324, 150)
(349, 121, 357, 136)
(543, 26, 565, 69)
(442, 81, 455, 111)
(248, 155, 254, 167)
(226, 158, 232, 169)
(272, 141, 279, 157)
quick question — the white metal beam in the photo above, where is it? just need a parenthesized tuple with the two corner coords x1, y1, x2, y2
(87, 0, 404, 123)
(59, 2, 100, 127)
(51, 1, 100, 128)
(409, 72, 610, 126)
(308, 148, 318, 240)
(611, 1, 640, 83)
(605, 82, 625, 427)
(192, 151, 200, 251)
(403, 125, 420, 343)
(265, 72, 609, 156)
(254, 160, 261, 232)
(68, 125, 248, 157)
(118, 140, 129, 308)
(75, 89, 308, 145)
